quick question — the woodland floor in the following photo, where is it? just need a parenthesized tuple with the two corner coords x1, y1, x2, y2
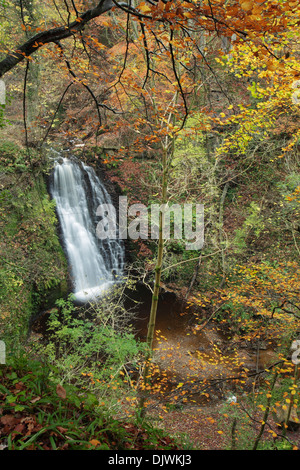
(139, 318, 300, 450)
(147, 401, 229, 450)
(146, 388, 300, 450)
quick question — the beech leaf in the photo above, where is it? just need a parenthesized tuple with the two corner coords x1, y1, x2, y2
(56, 384, 66, 399)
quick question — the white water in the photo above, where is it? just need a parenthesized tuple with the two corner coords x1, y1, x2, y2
(50, 156, 124, 303)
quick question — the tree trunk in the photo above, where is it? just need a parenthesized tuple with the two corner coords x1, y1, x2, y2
(138, 145, 169, 416)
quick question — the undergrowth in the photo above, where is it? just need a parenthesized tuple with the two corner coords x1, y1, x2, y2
(0, 356, 181, 450)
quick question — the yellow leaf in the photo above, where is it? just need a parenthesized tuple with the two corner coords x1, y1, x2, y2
(240, 0, 253, 11)
(267, 61, 276, 71)
(139, 2, 152, 14)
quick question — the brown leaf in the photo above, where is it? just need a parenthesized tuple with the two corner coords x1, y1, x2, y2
(57, 426, 68, 433)
(11, 423, 25, 440)
(14, 423, 25, 433)
(0, 414, 17, 426)
(20, 416, 38, 435)
(0, 414, 20, 434)
(30, 396, 41, 404)
(14, 382, 24, 390)
(56, 384, 66, 399)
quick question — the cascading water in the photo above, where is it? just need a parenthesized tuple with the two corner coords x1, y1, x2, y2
(50, 155, 124, 303)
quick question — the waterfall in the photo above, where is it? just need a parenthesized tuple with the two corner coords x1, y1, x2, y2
(50, 156, 124, 303)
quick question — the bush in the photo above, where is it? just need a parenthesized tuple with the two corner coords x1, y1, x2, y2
(32, 291, 146, 410)
(0, 140, 27, 172)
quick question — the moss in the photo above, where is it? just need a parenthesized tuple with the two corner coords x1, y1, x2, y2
(0, 150, 68, 348)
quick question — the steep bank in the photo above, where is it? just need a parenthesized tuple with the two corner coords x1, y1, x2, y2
(0, 141, 68, 348)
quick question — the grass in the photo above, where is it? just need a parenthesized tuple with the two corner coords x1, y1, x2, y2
(0, 356, 182, 450)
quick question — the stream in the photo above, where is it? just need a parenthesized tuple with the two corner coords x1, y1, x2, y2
(126, 284, 277, 405)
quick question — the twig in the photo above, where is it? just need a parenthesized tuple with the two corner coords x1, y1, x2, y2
(161, 249, 222, 273)
(40, 82, 73, 147)
(252, 368, 278, 450)
(231, 417, 237, 450)
(195, 302, 226, 332)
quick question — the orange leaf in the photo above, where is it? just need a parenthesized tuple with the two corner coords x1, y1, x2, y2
(240, 0, 253, 11)
(157, 0, 164, 11)
(139, 2, 151, 14)
(89, 439, 101, 447)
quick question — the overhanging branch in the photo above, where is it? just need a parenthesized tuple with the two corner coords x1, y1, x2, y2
(0, 0, 115, 77)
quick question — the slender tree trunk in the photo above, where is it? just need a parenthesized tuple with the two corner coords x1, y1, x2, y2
(146, 147, 168, 350)
(138, 144, 169, 416)
(231, 417, 237, 450)
(282, 362, 298, 437)
(218, 182, 229, 288)
(185, 254, 202, 300)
